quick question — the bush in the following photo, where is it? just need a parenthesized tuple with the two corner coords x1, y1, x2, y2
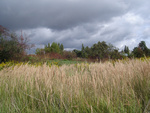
(0, 25, 33, 62)
(63, 51, 77, 60)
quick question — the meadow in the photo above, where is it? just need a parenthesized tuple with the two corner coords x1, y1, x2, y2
(0, 58, 150, 113)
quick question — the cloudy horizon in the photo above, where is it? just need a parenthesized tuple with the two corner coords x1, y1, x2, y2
(0, 0, 150, 54)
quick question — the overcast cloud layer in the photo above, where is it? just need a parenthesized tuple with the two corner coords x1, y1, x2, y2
(0, 0, 150, 53)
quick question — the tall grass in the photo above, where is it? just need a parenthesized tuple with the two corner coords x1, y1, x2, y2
(0, 59, 150, 113)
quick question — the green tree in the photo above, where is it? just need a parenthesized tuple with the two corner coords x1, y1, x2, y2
(81, 44, 86, 58)
(44, 42, 64, 54)
(63, 51, 76, 60)
(44, 43, 51, 53)
(73, 49, 82, 57)
(132, 41, 150, 58)
(0, 25, 32, 62)
(35, 48, 45, 55)
(132, 47, 144, 58)
(124, 45, 130, 55)
(0, 36, 19, 62)
(59, 44, 64, 53)
(107, 44, 121, 59)
(138, 41, 150, 56)
(91, 41, 108, 61)
(50, 42, 60, 53)
(110, 49, 121, 59)
(84, 46, 91, 58)
(81, 44, 91, 58)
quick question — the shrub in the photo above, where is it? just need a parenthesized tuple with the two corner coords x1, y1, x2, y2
(0, 25, 33, 62)
(63, 51, 77, 60)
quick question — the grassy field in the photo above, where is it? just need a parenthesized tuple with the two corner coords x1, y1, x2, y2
(0, 58, 150, 113)
(47, 59, 83, 66)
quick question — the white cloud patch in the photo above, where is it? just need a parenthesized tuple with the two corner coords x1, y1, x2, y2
(124, 13, 144, 25)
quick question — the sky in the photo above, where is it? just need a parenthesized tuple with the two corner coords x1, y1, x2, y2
(0, 0, 150, 54)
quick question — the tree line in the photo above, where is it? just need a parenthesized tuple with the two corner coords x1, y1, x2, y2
(74, 41, 150, 60)
(36, 42, 64, 55)
(1, 25, 150, 62)
(35, 42, 77, 59)
(73, 42, 121, 61)
(36, 40, 150, 61)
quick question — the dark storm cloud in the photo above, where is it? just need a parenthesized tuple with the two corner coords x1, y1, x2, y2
(1, 0, 150, 53)
(0, 0, 127, 30)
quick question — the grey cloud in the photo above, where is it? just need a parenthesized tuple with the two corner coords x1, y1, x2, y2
(1, 0, 150, 53)
(0, 0, 127, 30)
(141, 27, 150, 39)
(21, 24, 100, 50)
(124, 0, 150, 18)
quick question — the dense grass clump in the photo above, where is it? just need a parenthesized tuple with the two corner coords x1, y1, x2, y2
(0, 59, 150, 113)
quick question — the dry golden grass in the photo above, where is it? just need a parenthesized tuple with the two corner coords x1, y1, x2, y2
(0, 59, 150, 112)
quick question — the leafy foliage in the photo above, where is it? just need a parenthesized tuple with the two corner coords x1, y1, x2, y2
(124, 45, 130, 55)
(37, 42, 64, 55)
(74, 41, 122, 61)
(2, 25, 150, 62)
(0, 25, 33, 62)
(63, 51, 77, 60)
(132, 41, 150, 58)
(91, 41, 109, 61)
(35, 48, 45, 55)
